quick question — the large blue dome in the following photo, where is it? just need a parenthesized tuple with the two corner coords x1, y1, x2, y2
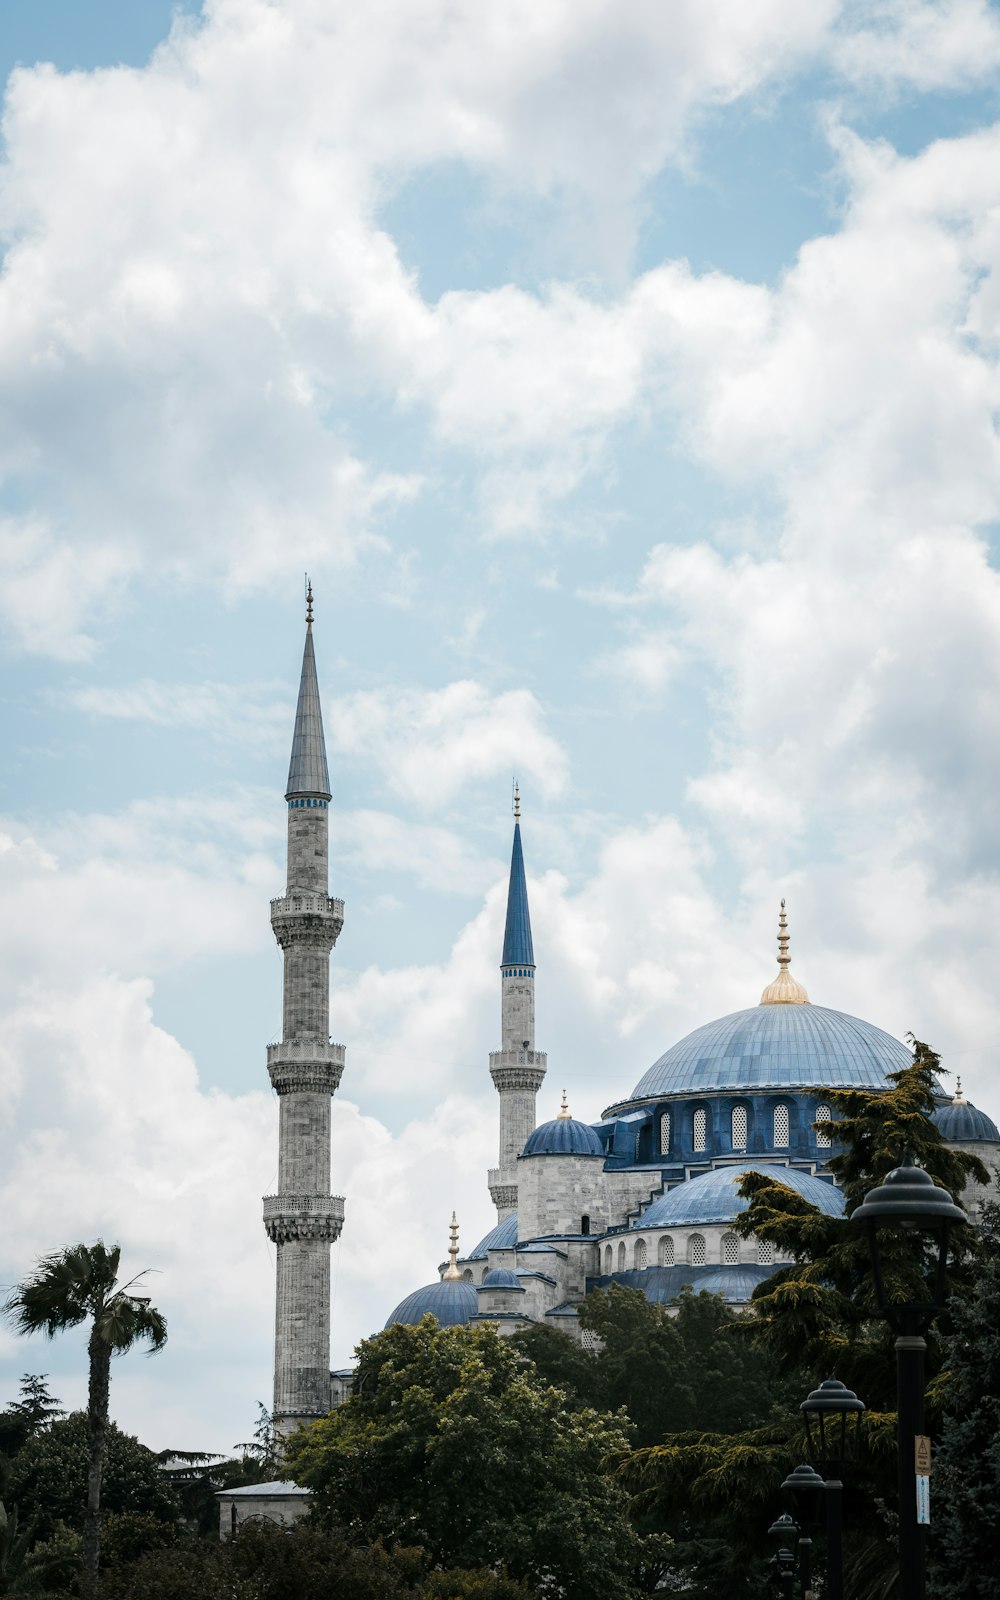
(637, 1160, 845, 1227)
(631, 1004, 912, 1099)
(522, 1117, 604, 1157)
(384, 1278, 478, 1329)
(465, 1214, 518, 1260)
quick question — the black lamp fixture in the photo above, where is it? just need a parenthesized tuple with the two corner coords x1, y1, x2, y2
(853, 1154, 968, 1600)
(799, 1378, 865, 1600)
(771, 1500, 814, 1598)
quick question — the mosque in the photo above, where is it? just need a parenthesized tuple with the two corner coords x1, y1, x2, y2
(264, 601, 1000, 1427)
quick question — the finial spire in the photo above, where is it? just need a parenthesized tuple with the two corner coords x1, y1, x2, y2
(557, 1088, 571, 1119)
(501, 792, 534, 968)
(513, 781, 520, 823)
(285, 584, 331, 802)
(305, 575, 314, 627)
(953, 1077, 966, 1105)
(443, 1212, 462, 1279)
(759, 900, 810, 1006)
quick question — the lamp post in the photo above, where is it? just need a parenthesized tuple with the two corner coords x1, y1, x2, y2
(853, 1155, 968, 1600)
(799, 1377, 865, 1600)
(779, 1465, 824, 1598)
(766, 1514, 798, 1600)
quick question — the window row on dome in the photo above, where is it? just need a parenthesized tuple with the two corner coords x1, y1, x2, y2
(645, 1097, 834, 1161)
(603, 1233, 775, 1272)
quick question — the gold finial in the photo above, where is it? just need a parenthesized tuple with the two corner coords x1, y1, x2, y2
(953, 1077, 966, 1105)
(513, 781, 521, 823)
(305, 576, 314, 626)
(760, 900, 810, 1006)
(443, 1211, 462, 1279)
(557, 1088, 571, 1120)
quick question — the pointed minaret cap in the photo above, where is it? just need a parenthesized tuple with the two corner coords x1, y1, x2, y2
(285, 578, 332, 801)
(557, 1089, 571, 1119)
(953, 1077, 967, 1106)
(759, 900, 810, 1005)
(443, 1212, 462, 1280)
(501, 788, 534, 967)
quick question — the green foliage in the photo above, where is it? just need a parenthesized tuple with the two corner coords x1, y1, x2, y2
(288, 1319, 663, 1600)
(0, 1381, 63, 1474)
(3, 1245, 166, 1358)
(232, 1402, 282, 1481)
(732, 1042, 985, 1404)
(928, 1199, 1000, 1599)
(7, 1415, 178, 1544)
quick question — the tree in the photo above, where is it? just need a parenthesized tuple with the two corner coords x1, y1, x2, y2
(288, 1319, 666, 1600)
(3, 1242, 167, 1586)
(928, 1198, 1000, 1598)
(0, 1378, 63, 1469)
(7, 1414, 178, 1545)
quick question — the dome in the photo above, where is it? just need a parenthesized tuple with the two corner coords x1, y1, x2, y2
(933, 1099, 1000, 1143)
(522, 1116, 604, 1157)
(481, 1267, 521, 1288)
(631, 1004, 912, 1100)
(637, 1161, 845, 1228)
(384, 1277, 478, 1329)
(465, 1213, 518, 1260)
(688, 1267, 775, 1304)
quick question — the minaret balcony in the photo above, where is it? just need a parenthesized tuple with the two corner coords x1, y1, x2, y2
(487, 1171, 518, 1213)
(267, 1041, 345, 1096)
(490, 1049, 547, 1093)
(270, 894, 344, 948)
(263, 1194, 345, 1245)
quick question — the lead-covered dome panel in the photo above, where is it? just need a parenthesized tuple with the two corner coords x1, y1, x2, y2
(632, 1004, 911, 1099)
(637, 1160, 845, 1227)
(522, 1117, 604, 1157)
(932, 1100, 1000, 1143)
(384, 1279, 478, 1329)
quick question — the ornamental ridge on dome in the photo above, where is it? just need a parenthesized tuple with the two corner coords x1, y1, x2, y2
(759, 899, 810, 1006)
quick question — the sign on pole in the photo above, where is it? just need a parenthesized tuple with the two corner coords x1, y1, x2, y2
(916, 1474, 931, 1525)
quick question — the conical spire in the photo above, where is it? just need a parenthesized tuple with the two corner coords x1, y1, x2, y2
(285, 580, 332, 801)
(501, 789, 534, 967)
(759, 899, 810, 1005)
(443, 1212, 462, 1280)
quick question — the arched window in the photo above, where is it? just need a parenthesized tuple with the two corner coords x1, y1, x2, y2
(660, 1112, 671, 1154)
(693, 1107, 707, 1153)
(687, 1233, 706, 1266)
(731, 1104, 747, 1149)
(604, 1245, 612, 1273)
(815, 1104, 832, 1149)
(635, 1238, 648, 1269)
(722, 1233, 740, 1265)
(581, 1214, 591, 1235)
(617, 1241, 626, 1271)
(757, 1238, 774, 1265)
(462, 1269, 474, 1281)
(658, 1235, 675, 1266)
(773, 1103, 789, 1148)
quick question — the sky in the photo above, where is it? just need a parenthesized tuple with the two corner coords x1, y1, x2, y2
(2, 0, 1000, 1454)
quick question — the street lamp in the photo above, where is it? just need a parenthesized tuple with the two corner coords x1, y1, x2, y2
(853, 1154, 968, 1600)
(779, 1466, 824, 1599)
(766, 1514, 799, 1600)
(800, 1378, 865, 1600)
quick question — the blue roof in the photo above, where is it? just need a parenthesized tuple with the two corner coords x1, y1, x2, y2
(480, 1267, 522, 1289)
(637, 1161, 844, 1227)
(285, 623, 331, 800)
(502, 823, 534, 967)
(592, 1264, 776, 1306)
(465, 1214, 518, 1260)
(933, 1100, 1000, 1143)
(384, 1278, 478, 1329)
(630, 1004, 912, 1099)
(522, 1117, 604, 1157)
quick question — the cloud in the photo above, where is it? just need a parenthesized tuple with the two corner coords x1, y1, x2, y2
(330, 680, 569, 804)
(832, 0, 1000, 92)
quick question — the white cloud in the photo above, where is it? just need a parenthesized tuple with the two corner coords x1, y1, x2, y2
(832, 0, 1000, 92)
(330, 680, 569, 804)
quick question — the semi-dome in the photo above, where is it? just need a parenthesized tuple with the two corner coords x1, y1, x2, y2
(384, 1278, 478, 1329)
(522, 1114, 604, 1158)
(933, 1089, 1000, 1144)
(465, 1213, 518, 1260)
(636, 1160, 845, 1228)
(688, 1266, 776, 1304)
(631, 1004, 911, 1100)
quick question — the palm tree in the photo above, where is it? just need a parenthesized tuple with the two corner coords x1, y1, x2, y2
(3, 1241, 167, 1586)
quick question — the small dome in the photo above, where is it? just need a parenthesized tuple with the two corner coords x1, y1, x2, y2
(933, 1099, 1000, 1143)
(522, 1117, 604, 1157)
(637, 1161, 845, 1228)
(689, 1267, 774, 1304)
(384, 1278, 478, 1330)
(481, 1267, 521, 1288)
(465, 1213, 518, 1260)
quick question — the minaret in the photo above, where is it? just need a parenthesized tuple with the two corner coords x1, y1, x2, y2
(487, 786, 547, 1220)
(263, 583, 345, 1434)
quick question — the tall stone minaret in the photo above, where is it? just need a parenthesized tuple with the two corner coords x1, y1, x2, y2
(263, 584, 345, 1434)
(488, 787, 547, 1220)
